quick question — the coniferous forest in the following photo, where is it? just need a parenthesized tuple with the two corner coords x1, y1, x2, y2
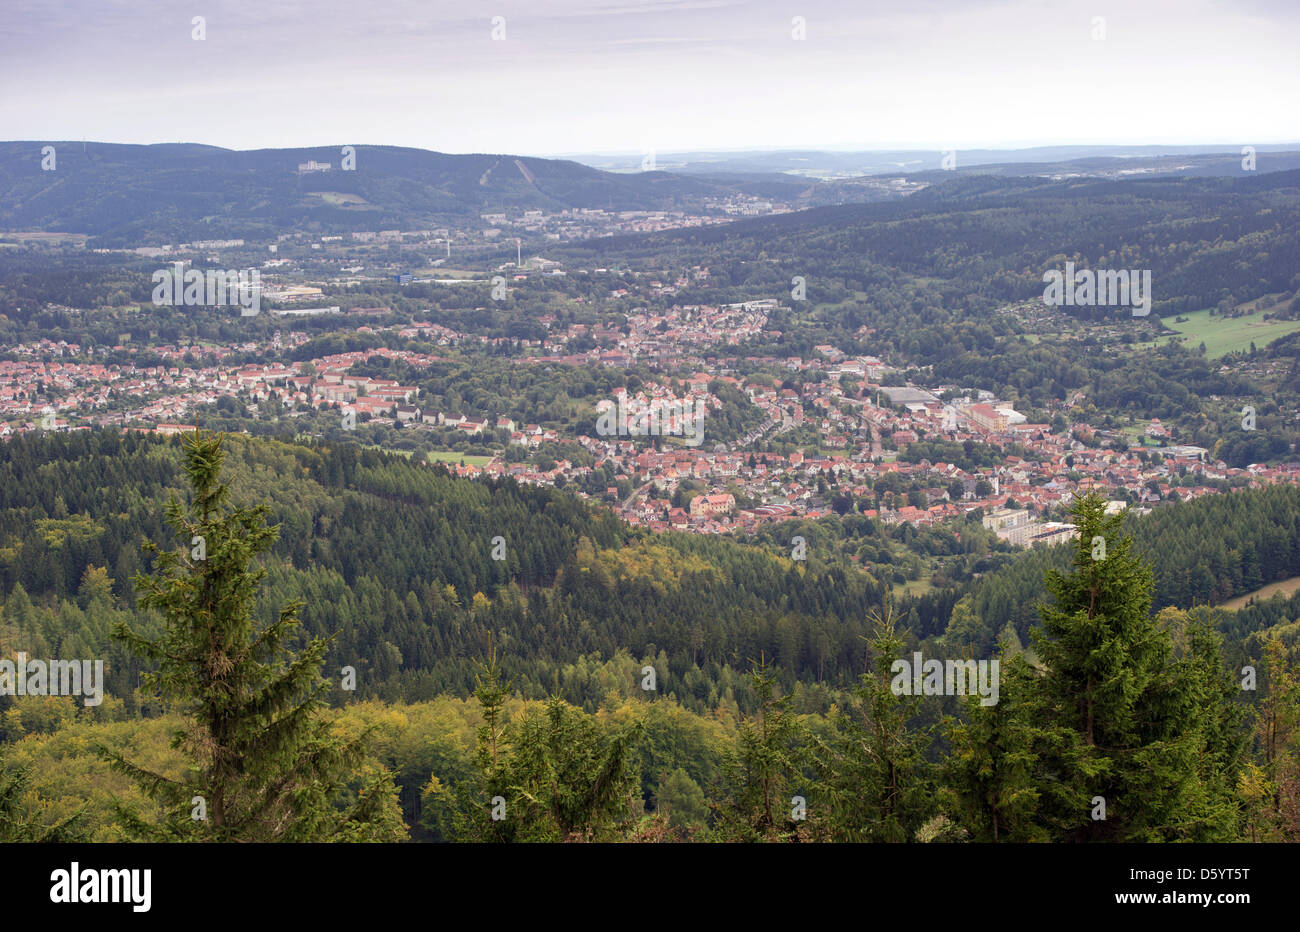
(2, 430, 1297, 844)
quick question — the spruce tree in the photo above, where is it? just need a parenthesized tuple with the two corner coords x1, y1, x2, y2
(436, 648, 642, 842)
(1171, 616, 1247, 839)
(711, 654, 809, 842)
(507, 691, 642, 841)
(101, 431, 404, 841)
(815, 597, 934, 842)
(941, 654, 1049, 842)
(435, 642, 515, 842)
(0, 752, 88, 842)
(1030, 491, 1235, 841)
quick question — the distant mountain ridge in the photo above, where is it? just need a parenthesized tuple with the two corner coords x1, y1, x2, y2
(556, 168, 1300, 321)
(0, 142, 892, 246)
(7, 141, 1298, 248)
(571, 144, 1300, 177)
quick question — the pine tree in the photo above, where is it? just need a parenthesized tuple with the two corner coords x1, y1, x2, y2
(941, 655, 1048, 842)
(815, 596, 934, 842)
(435, 649, 641, 842)
(101, 431, 404, 841)
(711, 653, 809, 842)
(0, 752, 88, 842)
(432, 642, 515, 842)
(1030, 491, 1236, 841)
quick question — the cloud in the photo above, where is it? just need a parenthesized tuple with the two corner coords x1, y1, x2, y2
(1, 0, 1296, 154)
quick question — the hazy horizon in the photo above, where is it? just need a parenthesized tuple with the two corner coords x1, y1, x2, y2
(3, 0, 1297, 156)
(5, 140, 1300, 162)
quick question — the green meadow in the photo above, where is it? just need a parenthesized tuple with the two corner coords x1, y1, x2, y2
(1140, 302, 1300, 358)
(423, 450, 494, 467)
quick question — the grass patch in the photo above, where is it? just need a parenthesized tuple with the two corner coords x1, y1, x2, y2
(360, 445, 493, 467)
(0, 232, 89, 244)
(893, 578, 934, 598)
(1137, 303, 1300, 357)
(311, 192, 368, 206)
(424, 450, 494, 467)
(1218, 575, 1300, 611)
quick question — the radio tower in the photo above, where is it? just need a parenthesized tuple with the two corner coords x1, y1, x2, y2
(516, 237, 522, 268)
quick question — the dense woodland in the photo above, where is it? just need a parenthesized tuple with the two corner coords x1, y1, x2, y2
(1, 431, 1298, 842)
(7, 431, 1300, 707)
(570, 171, 1300, 318)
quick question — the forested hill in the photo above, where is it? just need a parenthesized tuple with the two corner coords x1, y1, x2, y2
(949, 484, 1300, 655)
(0, 430, 887, 710)
(4, 430, 1300, 715)
(0, 142, 851, 245)
(560, 169, 1300, 320)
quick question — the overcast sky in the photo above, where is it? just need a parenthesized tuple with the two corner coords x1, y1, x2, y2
(2, 0, 1297, 156)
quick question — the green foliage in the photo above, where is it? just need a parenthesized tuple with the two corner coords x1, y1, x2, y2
(954, 484, 1300, 652)
(1239, 636, 1300, 841)
(814, 598, 935, 841)
(0, 433, 1293, 844)
(430, 648, 642, 842)
(0, 749, 88, 842)
(941, 656, 1047, 842)
(654, 767, 708, 831)
(1026, 491, 1241, 840)
(709, 655, 810, 842)
(101, 431, 404, 841)
(0, 430, 895, 710)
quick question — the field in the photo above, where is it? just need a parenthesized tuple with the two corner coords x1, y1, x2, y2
(1120, 424, 1162, 444)
(1138, 301, 1300, 357)
(0, 231, 89, 246)
(310, 191, 368, 206)
(1218, 575, 1300, 611)
(415, 268, 482, 278)
(423, 450, 494, 467)
(893, 578, 934, 599)
(359, 445, 493, 467)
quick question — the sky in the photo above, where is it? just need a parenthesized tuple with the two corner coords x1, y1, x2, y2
(2, 0, 1297, 157)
